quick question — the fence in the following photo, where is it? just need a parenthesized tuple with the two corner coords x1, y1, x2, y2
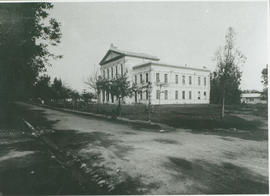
(45, 100, 220, 121)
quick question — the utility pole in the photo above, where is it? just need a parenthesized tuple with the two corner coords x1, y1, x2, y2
(147, 82, 152, 122)
(157, 83, 166, 106)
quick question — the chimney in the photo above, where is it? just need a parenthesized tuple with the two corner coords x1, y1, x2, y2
(110, 43, 116, 49)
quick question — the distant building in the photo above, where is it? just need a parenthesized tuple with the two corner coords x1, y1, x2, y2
(98, 44, 210, 105)
(241, 93, 266, 104)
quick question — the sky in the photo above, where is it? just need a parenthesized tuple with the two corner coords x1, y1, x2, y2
(46, 1, 268, 92)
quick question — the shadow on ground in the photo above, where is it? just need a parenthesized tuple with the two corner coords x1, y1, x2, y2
(164, 156, 268, 194)
(14, 103, 60, 129)
(10, 103, 157, 194)
(16, 102, 268, 141)
(0, 103, 84, 194)
(44, 129, 154, 194)
(159, 114, 267, 141)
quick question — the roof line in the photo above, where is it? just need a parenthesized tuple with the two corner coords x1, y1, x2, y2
(99, 46, 160, 65)
(110, 48, 160, 61)
(133, 62, 211, 72)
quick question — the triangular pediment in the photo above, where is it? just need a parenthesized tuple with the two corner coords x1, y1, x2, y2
(99, 50, 124, 65)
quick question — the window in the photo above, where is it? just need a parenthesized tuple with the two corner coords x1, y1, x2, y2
(156, 73, 160, 83)
(146, 91, 148, 100)
(140, 74, 143, 83)
(189, 91, 192, 99)
(182, 91, 185, 99)
(175, 90, 178, 100)
(164, 74, 168, 83)
(204, 77, 206, 86)
(116, 65, 118, 76)
(182, 76, 185, 85)
(175, 75, 178, 84)
(198, 91, 201, 100)
(107, 68, 109, 79)
(146, 73, 148, 83)
(135, 75, 137, 84)
(140, 91, 142, 100)
(121, 64, 123, 75)
(204, 91, 207, 99)
(103, 70, 105, 78)
(111, 67, 113, 78)
(164, 90, 168, 100)
(189, 76, 192, 85)
(198, 77, 201, 86)
(156, 90, 160, 99)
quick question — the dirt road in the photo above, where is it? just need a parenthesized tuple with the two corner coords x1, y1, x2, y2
(0, 104, 85, 195)
(15, 102, 268, 194)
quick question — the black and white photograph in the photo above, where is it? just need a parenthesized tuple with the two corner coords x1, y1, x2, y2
(0, 0, 268, 194)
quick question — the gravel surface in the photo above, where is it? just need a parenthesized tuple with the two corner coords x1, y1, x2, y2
(14, 102, 268, 194)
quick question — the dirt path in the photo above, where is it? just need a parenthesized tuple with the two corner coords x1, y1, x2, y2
(17, 102, 268, 194)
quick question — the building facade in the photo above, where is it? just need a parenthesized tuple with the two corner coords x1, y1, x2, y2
(99, 45, 211, 105)
(241, 93, 267, 104)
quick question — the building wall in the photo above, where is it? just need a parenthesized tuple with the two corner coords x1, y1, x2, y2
(99, 57, 210, 105)
(241, 97, 267, 104)
(99, 56, 150, 104)
(133, 64, 210, 105)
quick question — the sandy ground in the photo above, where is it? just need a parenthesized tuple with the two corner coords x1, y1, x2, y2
(17, 102, 268, 194)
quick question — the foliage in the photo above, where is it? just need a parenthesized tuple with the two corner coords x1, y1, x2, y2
(110, 74, 135, 115)
(82, 90, 95, 102)
(95, 73, 135, 116)
(110, 74, 133, 100)
(34, 76, 81, 103)
(96, 76, 110, 103)
(0, 3, 62, 101)
(261, 65, 268, 100)
(261, 65, 268, 86)
(51, 78, 69, 100)
(210, 27, 246, 105)
(69, 90, 80, 102)
(34, 74, 53, 102)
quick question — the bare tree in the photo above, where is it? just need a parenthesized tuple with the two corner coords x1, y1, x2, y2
(84, 69, 100, 102)
(140, 81, 152, 121)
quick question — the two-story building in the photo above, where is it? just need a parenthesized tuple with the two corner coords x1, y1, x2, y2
(99, 44, 211, 105)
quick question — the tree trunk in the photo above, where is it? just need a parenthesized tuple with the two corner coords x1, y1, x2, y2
(102, 90, 105, 104)
(97, 91, 100, 104)
(221, 96, 225, 119)
(147, 103, 151, 121)
(147, 91, 151, 122)
(96, 94, 100, 113)
(118, 98, 121, 117)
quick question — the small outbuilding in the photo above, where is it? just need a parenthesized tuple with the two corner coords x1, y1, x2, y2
(241, 93, 266, 104)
